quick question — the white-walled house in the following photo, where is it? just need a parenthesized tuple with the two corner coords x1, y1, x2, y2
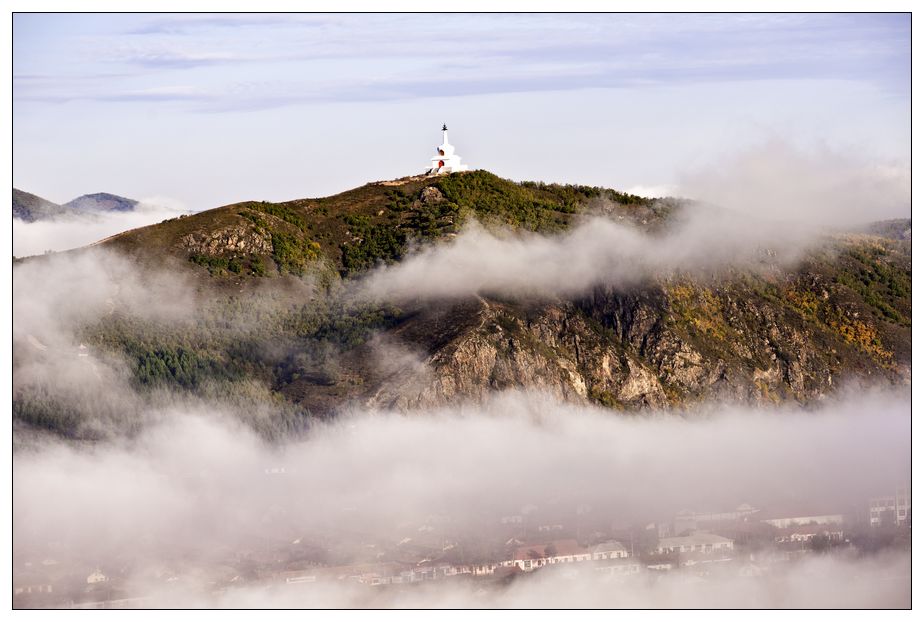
(676, 503, 759, 524)
(869, 485, 911, 527)
(656, 533, 734, 555)
(86, 570, 108, 584)
(503, 539, 592, 572)
(774, 525, 845, 544)
(592, 541, 629, 560)
(762, 514, 844, 529)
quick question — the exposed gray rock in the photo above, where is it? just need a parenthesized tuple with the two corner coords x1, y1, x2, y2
(419, 186, 444, 204)
(181, 225, 272, 256)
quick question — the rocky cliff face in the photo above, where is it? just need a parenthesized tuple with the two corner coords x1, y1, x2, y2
(181, 224, 273, 256)
(336, 235, 910, 413)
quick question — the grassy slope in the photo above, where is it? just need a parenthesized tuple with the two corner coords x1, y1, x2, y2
(98, 170, 656, 281)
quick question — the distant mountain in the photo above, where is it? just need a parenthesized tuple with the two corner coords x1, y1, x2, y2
(12, 188, 66, 222)
(63, 192, 139, 213)
(861, 218, 912, 241)
(13, 189, 140, 221)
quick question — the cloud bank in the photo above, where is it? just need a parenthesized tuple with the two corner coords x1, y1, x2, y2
(676, 140, 910, 226)
(12, 248, 315, 441)
(13, 248, 196, 348)
(13, 198, 189, 257)
(13, 389, 910, 607)
(159, 549, 911, 609)
(358, 212, 805, 303)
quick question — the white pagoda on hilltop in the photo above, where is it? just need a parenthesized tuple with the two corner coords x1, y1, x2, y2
(426, 124, 469, 175)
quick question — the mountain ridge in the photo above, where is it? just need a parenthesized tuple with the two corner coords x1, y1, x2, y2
(13, 170, 911, 439)
(13, 188, 139, 222)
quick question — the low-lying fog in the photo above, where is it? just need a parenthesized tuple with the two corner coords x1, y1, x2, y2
(155, 550, 912, 609)
(13, 198, 189, 258)
(13, 389, 910, 608)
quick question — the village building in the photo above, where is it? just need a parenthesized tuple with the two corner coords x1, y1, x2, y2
(281, 571, 317, 584)
(869, 485, 911, 527)
(592, 540, 629, 560)
(503, 539, 592, 572)
(774, 524, 845, 544)
(86, 570, 108, 584)
(762, 514, 844, 529)
(676, 503, 759, 524)
(298, 562, 405, 586)
(426, 124, 469, 175)
(13, 581, 53, 596)
(671, 503, 759, 534)
(656, 533, 734, 555)
(447, 562, 498, 577)
(470, 563, 497, 576)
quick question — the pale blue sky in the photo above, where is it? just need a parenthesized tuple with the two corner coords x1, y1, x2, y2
(13, 13, 910, 210)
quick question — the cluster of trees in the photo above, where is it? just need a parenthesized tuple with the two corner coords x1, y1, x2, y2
(434, 170, 574, 232)
(14, 291, 405, 440)
(79, 294, 402, 396)
(189, 252, 269, 277)
(338, 186, 463, 275)
(836, 246, 910, 326)
(339, 213, 408, 276)
(269, 231, 321, 275)
(134, 346, 236, 388)
(520, 180, 655, 208)
(245, 200, 310, 231)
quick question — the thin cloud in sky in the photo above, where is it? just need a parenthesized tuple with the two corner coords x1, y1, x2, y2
(13, 13, 909, 110)
(12, 13, 909, 211)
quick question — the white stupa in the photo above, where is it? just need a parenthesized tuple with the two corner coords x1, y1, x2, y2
(427, 124, 469, 175)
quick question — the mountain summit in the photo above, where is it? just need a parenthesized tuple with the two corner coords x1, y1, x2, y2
(63, 192, 138, 213)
